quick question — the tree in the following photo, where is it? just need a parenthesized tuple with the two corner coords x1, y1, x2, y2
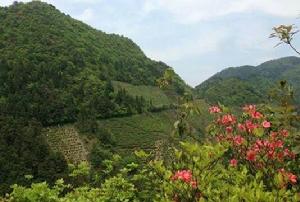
(270, 24, 300, 55)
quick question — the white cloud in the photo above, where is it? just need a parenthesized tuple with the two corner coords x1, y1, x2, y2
(72, 0, 100, 3)
(143, 0, 300, 24)
(145, 29, 228, 62)
(0, 0, 101, 6)
(75, 8, 94, 23)
(0, 0, 31, 6)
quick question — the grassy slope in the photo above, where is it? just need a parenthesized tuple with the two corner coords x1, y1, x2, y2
(98, 110, 175, 150)
(112, 81, 174, 106)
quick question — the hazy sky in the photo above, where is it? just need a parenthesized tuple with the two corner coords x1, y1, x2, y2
(1, 0, 300, 86)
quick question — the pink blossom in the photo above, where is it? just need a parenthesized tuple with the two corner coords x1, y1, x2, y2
(270, 131, 278, 140)
(280, 129, 289, 137)
(233, 135, 244, 146)
(229, 159, 238, 167)
(238, 123, 246, 132)
(171, 170, 198, 188)
(246, 150, 256, 161)
(243, 104, 256, 113)
(251, 111, 263, 119)
(190, 180, 197, 189)
(262, 120, 271, 128)
(274, 140, 284, 148)
(172, 170, 192, 183)
(267, 150, 275, 159)
(245, 120, 258, 132)
(226, 126, 233, 134)
(220, 114, 236, 126)
(209, 106, 221, 114)
(288, 173, 298, 184)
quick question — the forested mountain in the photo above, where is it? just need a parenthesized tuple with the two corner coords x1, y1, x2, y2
(195, 56, 300, 106)
(0, 1, 189, 194)
(0, 1, 188, 126)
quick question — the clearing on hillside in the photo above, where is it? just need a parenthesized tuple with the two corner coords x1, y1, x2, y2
(113, 81, 174, 106)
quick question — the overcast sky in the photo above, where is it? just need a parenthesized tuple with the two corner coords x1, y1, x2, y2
(1, 0, 300, 86)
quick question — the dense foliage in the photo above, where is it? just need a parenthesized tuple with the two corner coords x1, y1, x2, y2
(2, 78, 299, 201)
(0, 1, 188, 126)
(0, 117, 68, 195)
(195, 56, 300, 106)
(2, 102, 299, 201)
(0, 1, 189, 196)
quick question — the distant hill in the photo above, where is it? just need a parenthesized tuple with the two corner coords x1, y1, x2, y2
(195, 56, 300, 106)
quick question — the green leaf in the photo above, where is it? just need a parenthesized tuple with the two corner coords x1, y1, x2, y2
(253, 127, 264, 137)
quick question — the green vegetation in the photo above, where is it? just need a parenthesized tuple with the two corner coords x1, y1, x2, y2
(44, 105, 210, 160)
(0, 1, 189, 195)
(0, 117, 68, 195)
(97, 110, 175, 150)
(112, 81, 174, 106)
(195, 56, 300, 106)
(43, 125, 89, 164)
(0, 1, 188, 125)
(2, 97, 300, 201)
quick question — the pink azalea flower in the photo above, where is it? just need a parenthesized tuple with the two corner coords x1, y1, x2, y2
(209, 106, 221, 114)
(262, 120, 271, 128)
(245, 120, 258, 132)
(237, 123, 246, 132)
(226, 126, 233, 134)
(251, 111, 263, 119)
(233, 135, 244, 145)
(288, 173, 297, 184)
(243, 104, 256, 113)
(229, 159, 238, 167)
(220, 114, 236, 126)
(246, 150, 256, 161)
(280, 129, 289, 137)
(190, 180, 197, 189)
(172, 170, 192, 183)
(274, 140, 284, 148)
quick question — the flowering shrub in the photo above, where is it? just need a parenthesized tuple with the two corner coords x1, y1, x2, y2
(171, 170, 197, 189)
(208, 104, 298, 190)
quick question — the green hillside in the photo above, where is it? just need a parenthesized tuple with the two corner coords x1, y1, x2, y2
(0, 1, 188, 126)
(195, 56, 300, 106)
(43, 100, 210, 161)
(43, 111, 175, 161)
(0, 1, 190, 194)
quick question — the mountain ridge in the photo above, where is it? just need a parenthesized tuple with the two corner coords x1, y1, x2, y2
(195, 56, 300, 106)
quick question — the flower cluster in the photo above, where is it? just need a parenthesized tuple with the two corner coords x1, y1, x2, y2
(209, 104, 297, 187)
(279, 168, 298, 185)
(171, 170, 197, 189)
(209, 106, 221, 114)
(218, 114, 236, 126)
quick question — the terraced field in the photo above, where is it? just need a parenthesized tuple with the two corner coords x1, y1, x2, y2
(43, 125, 89, 164)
